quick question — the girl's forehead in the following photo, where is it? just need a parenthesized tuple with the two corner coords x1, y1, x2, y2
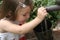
(19, 6, 31, 12)
(17, 6, 31, 14)
(23, 6, 31, 10)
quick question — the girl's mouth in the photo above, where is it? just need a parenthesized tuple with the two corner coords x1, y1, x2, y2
(19, 21, 26, 25)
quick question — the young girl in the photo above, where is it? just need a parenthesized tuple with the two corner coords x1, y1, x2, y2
(0, 0, 48, 40)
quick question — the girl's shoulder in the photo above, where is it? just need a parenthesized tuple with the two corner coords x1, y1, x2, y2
(0, 18, 7, 32)
(0, 18, 11, 24)
(0, 18, 13, 32)
(0, 18, 5, 26)
(0, 18, 7, 25)
(0, 18, 10, 28)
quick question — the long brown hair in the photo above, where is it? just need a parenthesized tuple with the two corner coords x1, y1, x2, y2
(0, 0, 33, 20)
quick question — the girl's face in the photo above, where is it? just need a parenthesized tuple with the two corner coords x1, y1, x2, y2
(16, 6, 31, 24)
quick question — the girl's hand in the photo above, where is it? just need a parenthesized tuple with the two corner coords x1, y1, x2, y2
(37, 7, 48, 19)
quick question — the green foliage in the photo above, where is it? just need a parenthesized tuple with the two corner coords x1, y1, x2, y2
(29, 0, 60, 28)
(0, 0, 3, 6)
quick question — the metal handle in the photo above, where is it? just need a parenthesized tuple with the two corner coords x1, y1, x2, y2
(46, 5, 60, 12)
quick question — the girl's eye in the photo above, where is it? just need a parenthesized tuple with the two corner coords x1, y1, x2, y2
(23, 14, 26, 16)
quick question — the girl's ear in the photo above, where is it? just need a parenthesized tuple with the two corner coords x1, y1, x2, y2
(6, 11, 12, 18)
(8, 11, 12, 16)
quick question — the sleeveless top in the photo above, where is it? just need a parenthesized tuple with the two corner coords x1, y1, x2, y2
(0, 18, 21, 40)
(0, 32, 20, 40)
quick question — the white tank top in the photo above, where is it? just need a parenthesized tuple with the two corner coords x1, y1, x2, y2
(0, 32, 20, 40)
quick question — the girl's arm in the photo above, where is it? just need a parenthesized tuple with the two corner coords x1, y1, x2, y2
(0, 17, 43, 34)
(0, 7, 48, 35)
